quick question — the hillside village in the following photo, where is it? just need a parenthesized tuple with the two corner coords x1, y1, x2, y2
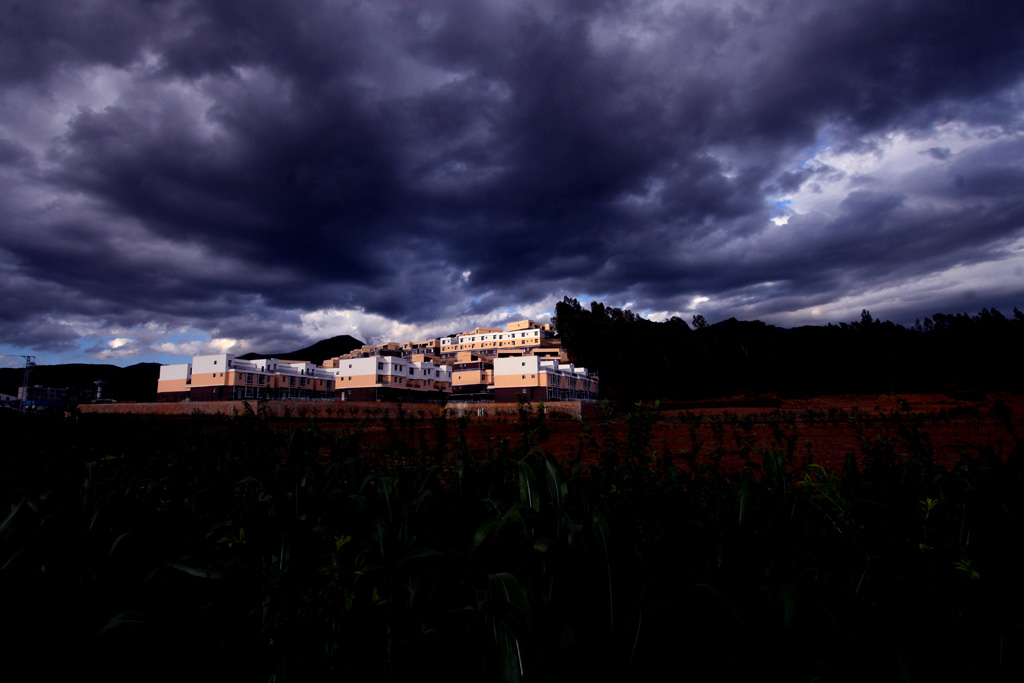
(156, 319, 599, 403)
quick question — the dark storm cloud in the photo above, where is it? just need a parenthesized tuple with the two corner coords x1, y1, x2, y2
(0, 136, 31, 165)
(923, 147, 953, 162)
(1, 0, 1023, 359)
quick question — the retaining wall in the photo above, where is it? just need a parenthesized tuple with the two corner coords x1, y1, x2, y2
(79, 399, 598, 420)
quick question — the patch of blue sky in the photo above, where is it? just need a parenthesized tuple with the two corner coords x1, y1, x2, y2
(564, 292, 604, 306)
(162, 327, 210, 345)
(775, 131, 834, 191)
(771, 198, 793, 219)
(0, 344, 40, 368)
(0, 339, 96, 367)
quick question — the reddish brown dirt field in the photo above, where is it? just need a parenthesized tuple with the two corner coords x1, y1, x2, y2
(315, 392, 1024, 473)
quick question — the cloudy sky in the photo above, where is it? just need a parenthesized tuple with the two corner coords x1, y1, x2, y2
(2, 0, 1023, 366)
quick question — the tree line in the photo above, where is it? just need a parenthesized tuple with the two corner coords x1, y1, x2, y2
(554, 297, 1024, 401)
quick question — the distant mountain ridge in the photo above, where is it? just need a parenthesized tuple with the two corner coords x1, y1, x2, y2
(237, 334, 364, 365)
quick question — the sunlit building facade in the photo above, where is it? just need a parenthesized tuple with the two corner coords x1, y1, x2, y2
(157, 354, 336, 401)
(331, 355, 451, 402)
(156, 320, 597, 403)
(491, 356, 599, 403)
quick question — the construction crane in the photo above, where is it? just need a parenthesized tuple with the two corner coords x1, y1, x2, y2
(1, 355, 37, 414)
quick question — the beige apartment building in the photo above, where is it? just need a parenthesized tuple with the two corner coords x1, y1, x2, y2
(157, 354, 336, 402)
(438, 320, 559, 357)
(331, 355, 451, 402)
(492, 355, 599, 403)
(157, 320, 597, 403)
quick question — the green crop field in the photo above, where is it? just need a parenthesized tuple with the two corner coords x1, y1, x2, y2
(2, 404, 1022, 681)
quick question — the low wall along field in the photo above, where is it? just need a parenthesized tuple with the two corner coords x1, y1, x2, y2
(76, 393, 1024, 473)
(79, 399, 597, 420)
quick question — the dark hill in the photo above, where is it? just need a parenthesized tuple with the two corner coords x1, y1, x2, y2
(237, 334, 364, 365)
(0, 362, 161, 402)
(1, 336, 363, 404)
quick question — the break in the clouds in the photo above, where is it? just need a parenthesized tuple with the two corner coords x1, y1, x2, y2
(2, 0, 1023, 364)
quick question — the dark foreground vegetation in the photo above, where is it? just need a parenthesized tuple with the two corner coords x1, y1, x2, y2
(3, 404, 1023, 682)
